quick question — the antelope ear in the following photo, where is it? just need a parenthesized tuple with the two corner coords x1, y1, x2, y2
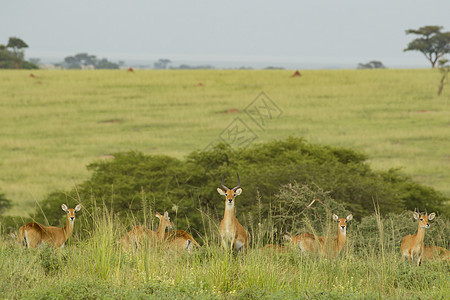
(164, 211, 169, 219)
(428, 213, 435, 220)
(234, 188, 242, 195)
(217, 188, 226, 196)
(346, 214, 353, 221)
(413, 211, 420, 220)
(74, 204, 82, 212)
(155, 212, 161, 219)
(332, 214, 339, 221)
(61, 204, 69, 213)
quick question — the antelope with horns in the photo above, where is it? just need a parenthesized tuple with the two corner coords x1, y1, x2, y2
(400, 210, 435, 265)
(285, 214, 353, 257)
(16, 204, 82, 248)
(217, 173, 249, 252)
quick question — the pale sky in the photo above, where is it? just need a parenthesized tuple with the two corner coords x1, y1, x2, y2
(1, 0, 450, 69)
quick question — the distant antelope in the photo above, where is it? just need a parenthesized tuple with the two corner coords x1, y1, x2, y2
(217, 173, 249, 252)
(285, 214, 353, 257)
(401, 210, 435, 265)
(17, 204, 81, 248)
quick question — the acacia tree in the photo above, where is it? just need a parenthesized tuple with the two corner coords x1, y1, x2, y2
(404, 26, 450, 68)
(7, 37, 28, 68)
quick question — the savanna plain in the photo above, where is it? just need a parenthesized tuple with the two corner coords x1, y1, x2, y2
(0, 69, 449, 299)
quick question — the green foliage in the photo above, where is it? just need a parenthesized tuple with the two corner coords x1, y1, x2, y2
(39, 245, 62, 275)
(357, 60, 386, 69)
(36, 138, 449, 237)
(0, 37, 37, 69)
(63, 53, 119, 69)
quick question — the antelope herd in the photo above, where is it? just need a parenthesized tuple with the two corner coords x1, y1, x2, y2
(11, 174, 448, 263)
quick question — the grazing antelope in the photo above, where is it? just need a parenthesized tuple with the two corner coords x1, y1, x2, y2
(422, 246, 450, 261)
(217, 173, 249, 252)
(121, 211, 173, 251)
(17, 204, 81, 248)
(401, 210, 435, 265)
(285, 214, 353, 257)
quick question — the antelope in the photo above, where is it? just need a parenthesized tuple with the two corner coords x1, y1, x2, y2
(121, 211, 173, 251)
(217, 173, 249, 252)
(164, 229, 201, 253)
(17, 204, 81, 248)
(285, 214, 353, 257)
(121, 211, 199, 253)
(422, 246, 450, 261)
(401, 210, 435, 265)
(156, 211, 199, 253)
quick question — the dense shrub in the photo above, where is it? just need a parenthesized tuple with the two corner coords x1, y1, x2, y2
(35, 138, 449, 238)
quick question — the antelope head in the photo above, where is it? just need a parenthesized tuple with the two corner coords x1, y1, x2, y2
(413, 209, 435, 229)
(61, 204, 82, 225)
(333, 214, 353, 235)
(156, 211, 174, 229)
(217, 173, 242, 209)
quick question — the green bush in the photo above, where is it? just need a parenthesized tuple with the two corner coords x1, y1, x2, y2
(35, 137, 449, 238)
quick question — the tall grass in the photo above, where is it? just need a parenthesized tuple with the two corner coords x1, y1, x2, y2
(1, 201, 448, 299)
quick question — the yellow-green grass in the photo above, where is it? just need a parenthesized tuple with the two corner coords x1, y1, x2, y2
(0, 69, 449, 216)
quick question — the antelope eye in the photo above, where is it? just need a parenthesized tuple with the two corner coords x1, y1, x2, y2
(420, 218, 423, 221)
(225, 193, 228, 196)
(233, 194, 236, 197)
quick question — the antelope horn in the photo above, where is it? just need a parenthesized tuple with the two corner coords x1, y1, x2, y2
(233, 172, 241, 191)
(425, 208, 428, 215)
(221, 174, 229, 191)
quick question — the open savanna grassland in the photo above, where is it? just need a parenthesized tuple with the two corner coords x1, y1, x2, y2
(0, 212, 449, 300)
(0, 69, 449, 215)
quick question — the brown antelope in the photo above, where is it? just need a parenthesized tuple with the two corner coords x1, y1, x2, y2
(121, 211, 173, 251)
(164, 229, 201, 253)
(400, 210, 435, 265)
(155, 211, 200, 253)
(156, 211, 200, 253)
(422, 246, 450, 261)
(285, 214, 353, 257)
(217, 173, 249, 252)
(17, 204, 82, 248)
(121, 211, 199, 253)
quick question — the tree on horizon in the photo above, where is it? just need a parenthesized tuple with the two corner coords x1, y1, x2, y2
(404, 26, 450, 68)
